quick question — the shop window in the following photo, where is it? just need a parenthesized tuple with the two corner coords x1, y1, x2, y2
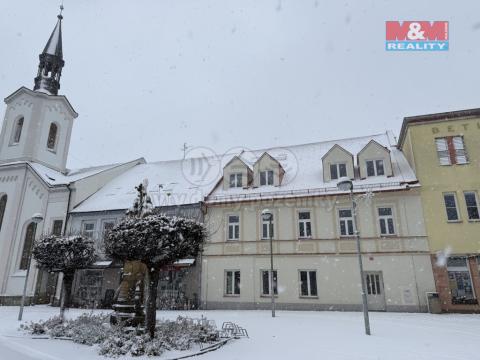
(447, 257, 477, 305)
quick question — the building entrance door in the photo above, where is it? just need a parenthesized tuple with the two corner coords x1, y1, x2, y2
(365, 271, 386, 311)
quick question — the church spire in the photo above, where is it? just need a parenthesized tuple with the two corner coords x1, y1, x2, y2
(33, 6, 65, 95)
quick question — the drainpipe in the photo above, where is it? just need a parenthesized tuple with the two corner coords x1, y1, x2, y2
(52, 183, 72, 306)
(63, 183, 72, 235)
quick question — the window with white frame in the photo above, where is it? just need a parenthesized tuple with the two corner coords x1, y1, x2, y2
(298, 211, 312, 238)
(82, 222, 96, 238)
(228, 215, 240, 240)
(52, 219, 63, 236)
(261, 213, 274, 239)
(47, 123, 58, 150)
(225, 270, 241, 295)
(299, 270, 317, 297)
(229, 173, 243, 188)
(435, 136, 468, 165)
(366, 159, 385, 177)
(330, 163, 347, 180)
(12, 117, 24, 144)
(261, 270, 278, 296)
(260, 170, 274, 186)
(339, 209, 354, 236)
(443, 193, 459, 221)
(464, 192, 480, 221)
(447, 257, 476, 304)
(378, 207, 395, 235)
(102, 220, 115, 236)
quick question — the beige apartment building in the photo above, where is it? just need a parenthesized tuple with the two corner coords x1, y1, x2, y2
(201, 132, 436, 312)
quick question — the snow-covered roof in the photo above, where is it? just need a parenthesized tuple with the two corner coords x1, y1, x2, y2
(0, 161, 127, 187)
(207, 131, 418, 203)
(71, 131, 417, 213)
(29, 162, 125, 186)
(71, 157, 221, 213)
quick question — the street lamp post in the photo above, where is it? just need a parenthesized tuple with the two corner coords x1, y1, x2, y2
(261, 209, 275, 318)
(18, 213, 44, 321)
(336, 177, 371, 335)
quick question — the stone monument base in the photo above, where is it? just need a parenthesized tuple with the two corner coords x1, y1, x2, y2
(110, 303, 145, 327)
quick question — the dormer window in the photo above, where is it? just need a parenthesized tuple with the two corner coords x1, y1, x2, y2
(260, 170, 274, 186)
(47, 123, 58, 150)
(229, 173, 243, 188)
(366, 160, 385, 177)
(12, 117, 24, 144)
(330, 163, 347, 180)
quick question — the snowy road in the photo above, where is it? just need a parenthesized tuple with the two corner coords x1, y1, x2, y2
(0, 334, 62, 360)
(0, 306, 479, 359)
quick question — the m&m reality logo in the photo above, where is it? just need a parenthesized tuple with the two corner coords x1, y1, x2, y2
(386, 21, 449, 51)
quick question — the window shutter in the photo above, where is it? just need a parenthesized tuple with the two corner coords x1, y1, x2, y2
(435, 138, 451, 165)
(452, 136, 468, 164)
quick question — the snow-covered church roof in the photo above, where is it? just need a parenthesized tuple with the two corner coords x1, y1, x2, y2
(71, 157, 221, 213)
(0, 161, 128, 187)
(71, 131, 417, 213)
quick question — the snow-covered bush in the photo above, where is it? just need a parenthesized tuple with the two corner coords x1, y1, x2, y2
(105, 186, 206, 337)
(22, 314, 219, 357)
(33, 235, 96, 317)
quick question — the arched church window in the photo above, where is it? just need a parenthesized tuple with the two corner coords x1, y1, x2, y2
(0, 195, 7, 232)
(13, 117, 24, 144)
(47, 123, 58, 150)
(20, 222, 36, 270)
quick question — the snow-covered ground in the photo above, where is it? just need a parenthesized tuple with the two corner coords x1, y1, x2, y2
(0, 306, 479, 360)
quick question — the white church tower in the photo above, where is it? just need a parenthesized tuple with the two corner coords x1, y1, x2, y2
(0, 8, 144, 305)
(0, 9, 77, 173)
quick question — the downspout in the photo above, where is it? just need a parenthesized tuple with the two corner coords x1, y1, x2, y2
(63, 183, 72, 235)
(199, 201, 207, 309)
(53, 183, 72, 306)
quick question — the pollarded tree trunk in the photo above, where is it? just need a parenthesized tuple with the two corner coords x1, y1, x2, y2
(145, 267, 160, 338)
(60, 271, 75, 321)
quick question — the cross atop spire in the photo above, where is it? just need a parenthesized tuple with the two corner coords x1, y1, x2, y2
(33, 6, 65, 95)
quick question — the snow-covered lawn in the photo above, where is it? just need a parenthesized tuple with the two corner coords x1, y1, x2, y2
(0, 305, 479, 360)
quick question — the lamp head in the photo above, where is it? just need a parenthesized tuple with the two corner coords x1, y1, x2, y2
(31, 213, 44, 224)
(337, 177, 353, 192)
(261, 208, 273, 221)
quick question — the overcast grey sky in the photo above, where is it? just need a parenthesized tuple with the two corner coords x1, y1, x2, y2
(1, 0, 479, 169)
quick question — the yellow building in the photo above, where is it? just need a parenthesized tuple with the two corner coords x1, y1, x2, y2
(398, 109, 480, 312)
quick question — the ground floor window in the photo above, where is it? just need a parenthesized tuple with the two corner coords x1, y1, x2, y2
(261, 270, 278, 296)
(299, 270, 317, 297)
(225, 270, 240, 295)
(76, 270, 103, 307)
(447, 257, 476, 304)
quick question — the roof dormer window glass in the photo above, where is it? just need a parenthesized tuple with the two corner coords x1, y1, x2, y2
(229, 173, 243, 188)
(366, 160, 385, 177)
(260, 170, 274, 186)
(330, 163, 347, 180)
